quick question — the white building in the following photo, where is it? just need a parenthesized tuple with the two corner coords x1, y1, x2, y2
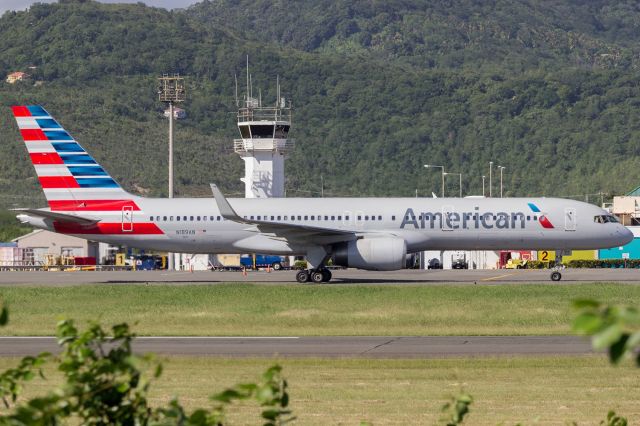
(12, 230, 103, 264)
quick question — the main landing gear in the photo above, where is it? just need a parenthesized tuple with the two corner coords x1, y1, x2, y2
(296, 268, 332, 283)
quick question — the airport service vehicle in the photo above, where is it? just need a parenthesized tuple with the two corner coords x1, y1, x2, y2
(10, 106, 634, 283)
(240, 254, 284, 270)
(505, 258, 527, 269)
(451, 252, 469, 269)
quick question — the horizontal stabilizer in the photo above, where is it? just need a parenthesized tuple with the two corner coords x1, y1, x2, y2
(12, 208, 98, 225)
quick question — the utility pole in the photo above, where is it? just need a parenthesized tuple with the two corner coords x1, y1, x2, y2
(158, 74, 185, 271)
(498, 166, 505, 198)
(489, 161, 493, 198)
(482, 175, 486, 197)
(444, 172, 462, 198)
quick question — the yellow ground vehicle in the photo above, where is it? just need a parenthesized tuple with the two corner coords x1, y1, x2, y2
(505, 259, 527, 269)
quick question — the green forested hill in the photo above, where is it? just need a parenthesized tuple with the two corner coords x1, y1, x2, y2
(0, 0, 639, 211)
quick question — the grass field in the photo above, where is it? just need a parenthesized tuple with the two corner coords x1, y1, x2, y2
(1, 356, 638, 424)
(0, 283, 638, 336)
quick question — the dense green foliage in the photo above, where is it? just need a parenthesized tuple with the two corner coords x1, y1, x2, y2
(0, 210, 30, 242)
(0, 315, 293, 425)
(0, 0, 639, 212)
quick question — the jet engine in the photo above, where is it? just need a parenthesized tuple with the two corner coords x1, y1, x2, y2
(332, 237, 407, 271)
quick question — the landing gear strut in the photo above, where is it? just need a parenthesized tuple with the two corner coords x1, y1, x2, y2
(296, 268, 332, 283)
(550, 249, 564, 282)
(295, 247, 333, 283)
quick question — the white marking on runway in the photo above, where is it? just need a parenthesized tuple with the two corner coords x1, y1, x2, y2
(0, 336, 300, 339)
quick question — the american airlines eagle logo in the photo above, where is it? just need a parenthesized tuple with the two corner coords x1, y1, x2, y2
(527, 203, 554, 229)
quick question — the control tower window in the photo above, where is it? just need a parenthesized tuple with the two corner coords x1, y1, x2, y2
(238, 125, 250, 139)
(275, 125, 290, 139)
(250, 125, 274, 138)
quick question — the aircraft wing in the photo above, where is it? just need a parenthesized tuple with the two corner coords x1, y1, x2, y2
(210, 184, 357, 245)
(12, 208, 99, 225)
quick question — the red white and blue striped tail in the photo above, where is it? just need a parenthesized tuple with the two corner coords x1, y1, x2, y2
(12, 105, 137, 212)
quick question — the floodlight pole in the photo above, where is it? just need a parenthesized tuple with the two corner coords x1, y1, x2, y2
(482, 175, 486, 197)
(158, 74, 185, 271)
(489, 161, 493, 198)
(169, 101, 174, 200)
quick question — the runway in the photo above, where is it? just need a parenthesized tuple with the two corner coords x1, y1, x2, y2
(0, 336, 595, 358)
(0, 268, 638, 286)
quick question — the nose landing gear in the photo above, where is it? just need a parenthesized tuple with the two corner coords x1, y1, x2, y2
(550, 250, 564, 282)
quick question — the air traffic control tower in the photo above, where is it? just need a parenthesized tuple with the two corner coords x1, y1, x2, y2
(233, 81, 293, 198)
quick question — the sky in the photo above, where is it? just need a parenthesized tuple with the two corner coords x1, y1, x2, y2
(0, 0, 200, 15)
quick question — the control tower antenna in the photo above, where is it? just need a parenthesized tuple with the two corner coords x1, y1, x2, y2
(233, 63, 294, 198)
(234, 74, 239, 107)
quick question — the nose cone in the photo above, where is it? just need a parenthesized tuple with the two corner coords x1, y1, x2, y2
(617, 225, 635, 246)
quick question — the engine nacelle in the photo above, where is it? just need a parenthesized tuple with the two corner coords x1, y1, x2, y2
(332, 237, 407, 271)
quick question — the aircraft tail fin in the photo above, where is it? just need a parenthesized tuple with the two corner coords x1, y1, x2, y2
(11, 105, 136, 211)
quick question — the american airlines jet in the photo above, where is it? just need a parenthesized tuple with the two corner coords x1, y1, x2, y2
(10, 105, 633, 282)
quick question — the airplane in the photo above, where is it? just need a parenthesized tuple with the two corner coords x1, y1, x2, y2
(10, 105, 634, 283)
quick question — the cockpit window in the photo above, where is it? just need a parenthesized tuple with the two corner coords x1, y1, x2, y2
(594, 215, 619, 223)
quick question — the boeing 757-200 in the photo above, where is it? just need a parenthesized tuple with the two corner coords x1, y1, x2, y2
(10, 105, 633, 282)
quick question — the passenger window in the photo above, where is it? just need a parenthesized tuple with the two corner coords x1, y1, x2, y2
(358, 216, 362, 220)
(277, 216, 281, 220)
(156, 216, 160, 221)
(378, 216, 382, 221)
(297, 216, 302, 220)
(365, 216, 369, 220)
(250, 216, 254, 220)
(311, 215, 315, 220)
(392, 216, 395, 221)
(177, 216, 181, 221)
(217, 216, 221, 221)
(149, 216, 154, 221)
(169, 216, 173, 221)
(324, 216, 328, 220)
(203, 216, 207, 221)
(190, 216, 194, 221)
(338, 216, 341, 220)
(184, 216, 187, 221)
(371, 216, 375, 221)
(346, 216, 350, 220)
(271, 216, 275, 220)
(331, 215, 335, 220)
(197, 216, 201, 221)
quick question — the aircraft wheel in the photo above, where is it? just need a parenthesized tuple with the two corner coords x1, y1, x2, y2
(296, 270, 310, 283)
(310, 270, 324, 283)
(321, 269, 332, 282)
(551, 271, 562, 282)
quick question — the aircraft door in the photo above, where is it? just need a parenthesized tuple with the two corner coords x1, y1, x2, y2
(564, 208, 576, 231)
(122, 206, 134, 232)
(442, 205, 454, 231)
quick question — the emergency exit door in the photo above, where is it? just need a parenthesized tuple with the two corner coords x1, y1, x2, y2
(122, 206, 133, 232)
(564, 208, 576, 231)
